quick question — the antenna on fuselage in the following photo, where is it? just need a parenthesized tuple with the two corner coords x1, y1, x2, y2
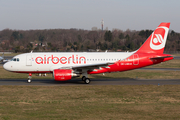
(30, 50, 33, 53)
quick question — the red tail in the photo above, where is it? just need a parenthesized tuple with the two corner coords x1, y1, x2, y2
(136, 23, 170, 54)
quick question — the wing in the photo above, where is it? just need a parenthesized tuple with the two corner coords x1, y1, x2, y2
(72, 62, 114, 69)
(60, 62, 114, 70)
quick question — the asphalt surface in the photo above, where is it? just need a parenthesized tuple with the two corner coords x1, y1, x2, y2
(174, 56, 180, 59)
(0, 78, 180, 86)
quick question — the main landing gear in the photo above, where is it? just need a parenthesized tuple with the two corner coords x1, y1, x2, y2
(82, 76, 91, 84)
(28, 73, 32, 83)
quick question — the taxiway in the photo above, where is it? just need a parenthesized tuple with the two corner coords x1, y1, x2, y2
(0, 78, 180, 86)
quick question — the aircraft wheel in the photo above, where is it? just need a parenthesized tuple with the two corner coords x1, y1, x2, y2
(84, 78, 91, 84)
(27, 79, 31, 83)
(82, 76, 86, 81)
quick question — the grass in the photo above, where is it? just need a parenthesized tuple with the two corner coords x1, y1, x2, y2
(172, 54, 180, 56)
(147, 59, 180, 68)
(0, 55, 180, 119)
(3, 53, 22, 57)
(0, 85, 180, 120)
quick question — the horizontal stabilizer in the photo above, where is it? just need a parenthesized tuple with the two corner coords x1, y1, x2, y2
(149, 55, 173, 60)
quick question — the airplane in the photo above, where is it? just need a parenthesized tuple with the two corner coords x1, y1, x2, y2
(0, 53, 4, 62)
(0, 56, 4, 63)
(0, 53, 8, 63)
(3, 23, 173, 84)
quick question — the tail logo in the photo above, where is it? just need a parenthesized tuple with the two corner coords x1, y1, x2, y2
(153, 34, 163, 44)
(150, 26, 169, 50)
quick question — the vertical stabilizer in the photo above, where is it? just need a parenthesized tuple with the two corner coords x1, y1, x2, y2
(136, 23, 170, 54)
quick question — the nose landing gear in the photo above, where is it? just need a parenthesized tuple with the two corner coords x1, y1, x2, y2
(28, 73, 32, 83)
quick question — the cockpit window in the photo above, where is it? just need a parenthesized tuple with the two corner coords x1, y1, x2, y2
(13, 58, 16, 61)
(11, 58, 20, 62)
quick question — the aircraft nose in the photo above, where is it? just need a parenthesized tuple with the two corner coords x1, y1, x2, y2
(3, 62, 11, 71)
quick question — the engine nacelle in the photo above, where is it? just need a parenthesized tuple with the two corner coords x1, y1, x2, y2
(53, 69, 79, 81)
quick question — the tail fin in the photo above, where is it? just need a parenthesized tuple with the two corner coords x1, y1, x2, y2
(136, 23, 170, 54)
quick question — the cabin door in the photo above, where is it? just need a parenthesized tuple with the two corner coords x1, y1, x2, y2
(26, 55, 32, 66)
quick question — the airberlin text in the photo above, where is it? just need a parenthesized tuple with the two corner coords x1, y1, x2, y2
(35, 55, 86, 64)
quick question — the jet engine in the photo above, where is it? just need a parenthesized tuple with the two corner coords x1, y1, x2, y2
(53, 69, 79, 81)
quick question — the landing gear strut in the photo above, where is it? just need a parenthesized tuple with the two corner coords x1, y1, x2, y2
(28, 73, 32, 83)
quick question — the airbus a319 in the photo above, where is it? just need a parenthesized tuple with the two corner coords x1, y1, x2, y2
(3, 23, 173, 84)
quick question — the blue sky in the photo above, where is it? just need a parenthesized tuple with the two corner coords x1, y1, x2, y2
(0, 0, 180, 32)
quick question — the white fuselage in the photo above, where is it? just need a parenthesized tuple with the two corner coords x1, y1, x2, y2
(4, 52, 135, 73)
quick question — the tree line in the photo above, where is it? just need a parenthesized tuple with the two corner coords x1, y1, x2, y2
(0, 28, 179, 53)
